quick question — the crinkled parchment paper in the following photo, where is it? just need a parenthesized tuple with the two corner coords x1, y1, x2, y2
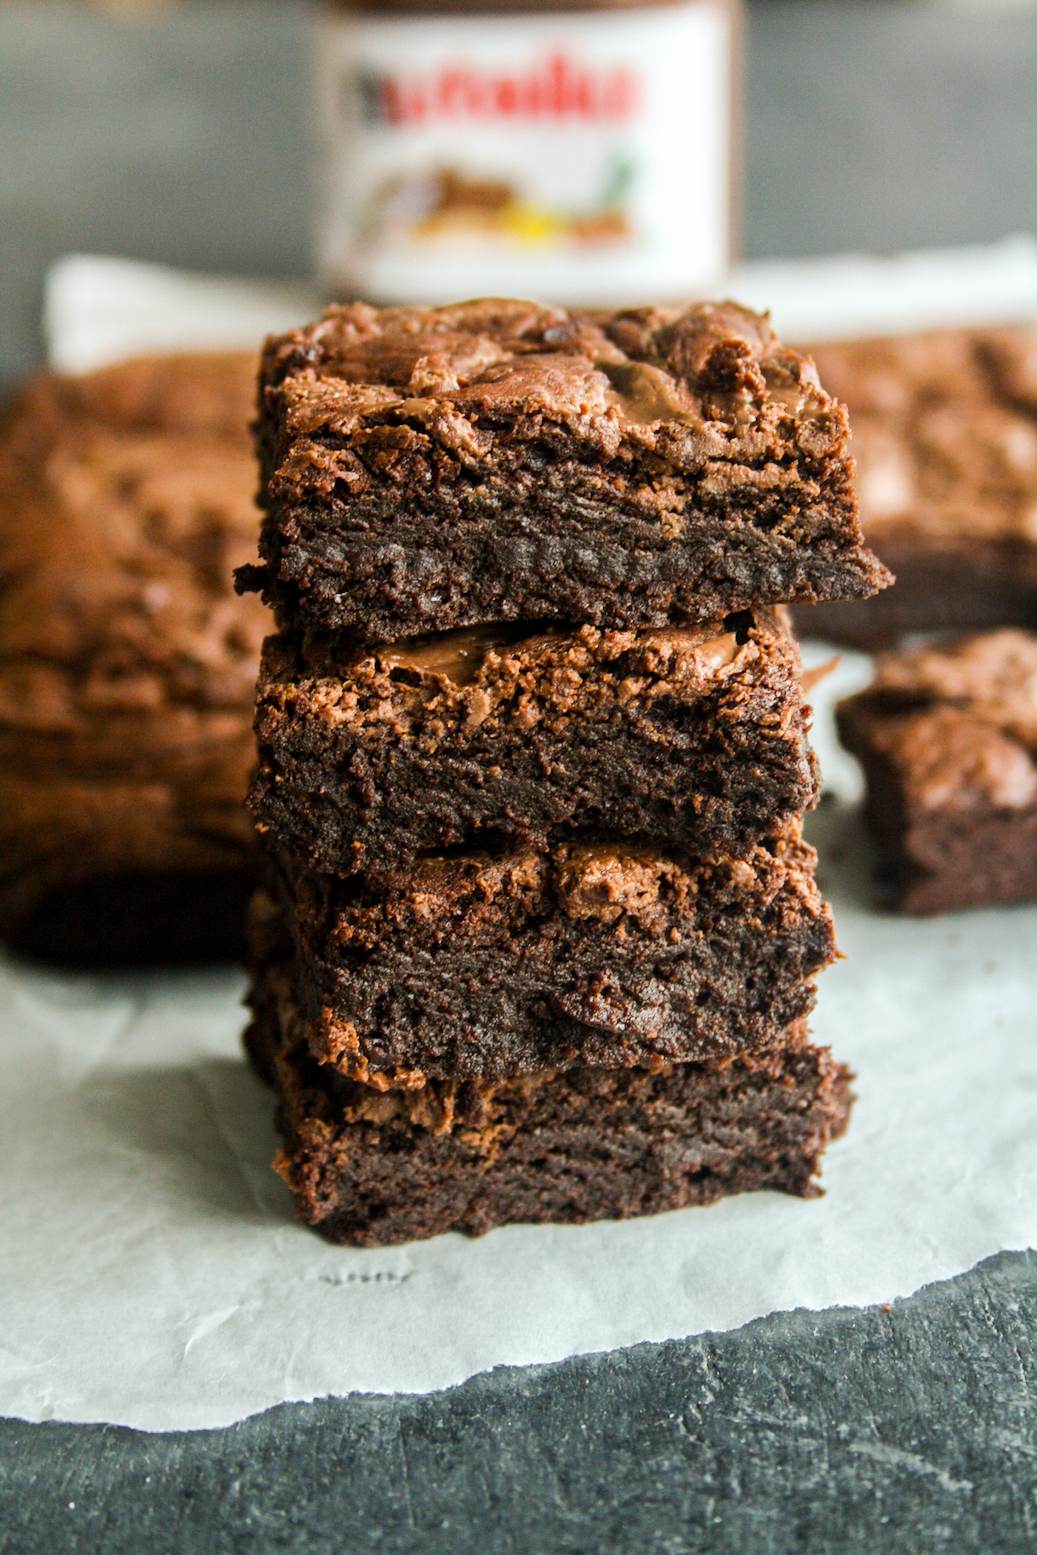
(2, 652, 1036, 1431)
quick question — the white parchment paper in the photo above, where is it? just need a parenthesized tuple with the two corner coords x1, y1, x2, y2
(2, 247, 1034, 1432)
(2, 654, 1036, 1432)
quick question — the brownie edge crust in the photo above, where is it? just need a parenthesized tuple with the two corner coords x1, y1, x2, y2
(247, 981, 854, 1247)
(242, 297, 890, 637)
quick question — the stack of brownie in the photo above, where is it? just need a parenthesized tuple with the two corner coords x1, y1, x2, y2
(240, 298, 889, 1246)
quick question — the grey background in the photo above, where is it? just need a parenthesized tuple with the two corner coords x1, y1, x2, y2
(2, 3, 1037, 1549)
(1, 0, 1036, 393)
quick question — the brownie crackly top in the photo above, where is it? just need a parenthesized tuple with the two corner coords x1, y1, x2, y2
(243, 298, 889, 635)
(261, 297, 830, 444)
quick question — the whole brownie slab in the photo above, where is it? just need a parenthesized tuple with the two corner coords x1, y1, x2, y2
(249, 606, 820, 873)
(240, 298, 888, 636)
(247, 975, 852, 1247)
(793, 325, 1037, 647)
(250, 822, 836, 1088)
(837, 629, 1037, 912)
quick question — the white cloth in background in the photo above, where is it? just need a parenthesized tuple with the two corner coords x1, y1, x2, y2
(44, 254, 320, 374)
(44, 234, 1037, 375)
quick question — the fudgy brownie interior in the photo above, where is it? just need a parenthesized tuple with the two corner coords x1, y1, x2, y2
(247, 969, 853, 1247)
(250, 820, 836, 1087)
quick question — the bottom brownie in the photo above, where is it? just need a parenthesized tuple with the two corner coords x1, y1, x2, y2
(836, 629, 1037, 913)
(247, 970, 853, 1247)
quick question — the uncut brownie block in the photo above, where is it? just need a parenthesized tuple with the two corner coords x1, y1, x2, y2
(249, 605, 820, 873)
(250, 821, 836, 1088)
(246, 970, 853, 1246)
(0, 351, 269, 964)
(837, 629, 1037, 913)
(240, 298, 889, 637)
(793, 325, 1037, 647)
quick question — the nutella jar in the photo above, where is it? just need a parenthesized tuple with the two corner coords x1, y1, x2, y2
(316, 0, 739, 305)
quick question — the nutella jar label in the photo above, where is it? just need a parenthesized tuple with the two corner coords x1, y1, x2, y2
(317, 2, 735, 305)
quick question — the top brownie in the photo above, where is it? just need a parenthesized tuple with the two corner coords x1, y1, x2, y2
(241, 298, 889, 637)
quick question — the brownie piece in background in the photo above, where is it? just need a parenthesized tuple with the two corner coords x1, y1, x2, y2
(793, 325, 1037, 646)
(250, 821, 836, 1088)
(240, 298, 888, 638)
(837, 629, 1037, 913)
(249, 606, 820, 874)
(0, 351, 269, 964)
(246, 968, 852, 1247)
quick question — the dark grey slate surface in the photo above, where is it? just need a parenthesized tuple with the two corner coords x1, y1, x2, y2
(1, 4, 1036, 1549)
(3, 1250, 1036, 1554)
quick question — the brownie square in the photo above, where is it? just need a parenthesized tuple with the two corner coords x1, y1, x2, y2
(837, 629, 1037, 913)
(249, 819, 836, 1089)
(0, 351, 269, 963)
(793, 325, 1037, 647)
(246, 966, 853, 1246)
(240, 298, 889, 638)
(248, 605, 819, 873)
